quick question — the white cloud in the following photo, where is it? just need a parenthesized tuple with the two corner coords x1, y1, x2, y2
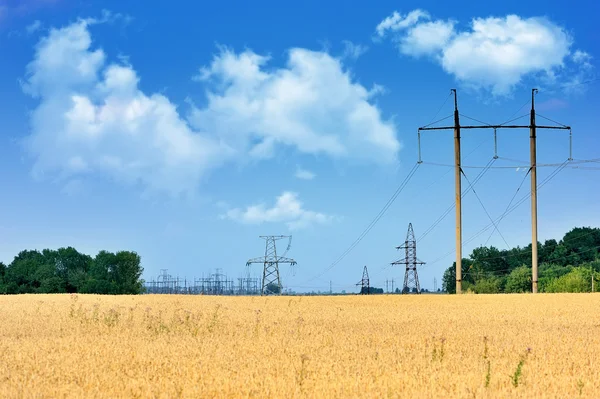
(22, 19, 233, 197)
(342, 40, 368, 60)
(376, 10, 588, 95)
(22, 19, 400, 197)
(188, 47, 400, 164)
(375, 9, 429, 38)
(223, 191, 335, 230)
(26, 20, 42, 34)
(295, 167, 315, 180)
(572, 50, 592, 65)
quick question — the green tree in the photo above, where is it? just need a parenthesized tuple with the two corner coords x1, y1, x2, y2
(473, 277, 504, 294)
(538, 263, 573, 292)
(505, 266, 532, 293)
(470, 246, 509, 277)
(545, 267, 596, 293)
(442, 259, 473, 293)
(562, 227, 600, 263)
(546, 244, 570, 266)
(6, 251, 44, 292)
(113, 251, 144, 294)
(265, 282, 281, 294)
(0, 262, 6, 293)
(54, 247, 93, 293)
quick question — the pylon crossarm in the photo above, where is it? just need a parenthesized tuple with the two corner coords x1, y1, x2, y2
(246, 257, 267, 265)
(275, 256, 297, 264)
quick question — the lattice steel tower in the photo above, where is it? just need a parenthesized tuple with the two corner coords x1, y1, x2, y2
(356, 265, 370, 295)
(246, 236, 296, 295)
(392, 223, 425, 294)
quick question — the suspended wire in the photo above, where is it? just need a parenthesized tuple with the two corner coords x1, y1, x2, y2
(561, 77, 600, 88)
(499, 113, 529, 126)
(462, 245, 600, 279)
(536, 113, 569, 128)
(425, 159, 570, 267)
(461, 159, 569, 247)
(418, 158, 496, 242)
(427, 91, 453, 124)
(501, 99, 531, 125)
(298, 163, 421, 285)
(421, 158, 599, 169)
(483, 168, 530, 246)
(459, 113, 493, 126)
(421, 114, 453, 129)
(461, 169, 512, 250)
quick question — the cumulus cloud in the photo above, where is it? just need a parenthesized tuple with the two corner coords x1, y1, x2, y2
(376, 10, 591, 95)
(295, 167, 315, 180)
(22, 19, 232, 197)
(222, 191, 335, 230)
(188, 46, 400, 164)
(22, 19, 399, 197)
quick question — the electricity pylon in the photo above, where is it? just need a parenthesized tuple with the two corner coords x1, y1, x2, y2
(356, 265, 370, 295)
(392, 223, 425, 294)
(246, 236, 296, 295)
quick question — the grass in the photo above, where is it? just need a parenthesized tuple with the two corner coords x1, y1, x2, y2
(1, 293, 599, 397)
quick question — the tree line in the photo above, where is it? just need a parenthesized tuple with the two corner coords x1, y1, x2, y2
(0, 247, 144, 294)
(442, 226, 600, 294)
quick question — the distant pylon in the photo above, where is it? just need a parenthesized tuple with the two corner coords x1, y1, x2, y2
(356, 266, 370, 295)
(392, 223, 425, 294)
(246, 236, 296, 295)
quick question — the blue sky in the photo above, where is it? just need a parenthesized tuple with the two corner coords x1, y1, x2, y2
(1, 0, 598, 293)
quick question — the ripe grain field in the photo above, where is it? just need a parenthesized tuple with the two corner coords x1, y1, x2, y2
(1, 294, 599, 398)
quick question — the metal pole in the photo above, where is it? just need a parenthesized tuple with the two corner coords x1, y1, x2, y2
(569, 129, 573, 161)
(418, 130, 423, 163)
(453, 89, 462, 294)
(493, 128, 498, 159)
(530, 88, 539, 293)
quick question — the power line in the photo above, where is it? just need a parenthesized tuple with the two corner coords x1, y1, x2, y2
(420, 158, 599, 169)
(483, 168, 530, 246)
(417, 158, 496, 242)
(426, 91, 453, 125)
(298, 162, 421, 285)
(461, 169, 512, 250)
(536, 113, 569, 128)
(425, 159, 571, 267)
(462, 244, 600, 280)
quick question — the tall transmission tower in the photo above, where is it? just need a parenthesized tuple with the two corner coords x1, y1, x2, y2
(392, 223, 425, 294)
(356, 265, 370, 294)
(246, 236, 296, 295)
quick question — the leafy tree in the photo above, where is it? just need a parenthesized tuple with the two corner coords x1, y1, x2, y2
(540, 239, 558, 263)
(39, 277, 66, 293)
(1, 247, 144, 295)
(442, 259, 472, 294)
(505, 266, 532, 293)
(473, 277, 504, 294)
(546, 244, 570, 266)
(113, 251, 144, 294)
(545, 267, 596, 293)
(264, 282, 281, 294)
(470, 246, 509, 276)
(562, 227, 600, 263)
(538, 263, 573, 292)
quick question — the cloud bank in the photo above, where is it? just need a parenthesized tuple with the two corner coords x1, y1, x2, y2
(22, 19, 400, 197)
(375, 10, 593, 95)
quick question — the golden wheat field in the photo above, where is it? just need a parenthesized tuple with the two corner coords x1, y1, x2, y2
(1, 294, 599, 398)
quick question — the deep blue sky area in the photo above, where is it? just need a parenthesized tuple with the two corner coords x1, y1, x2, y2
(0, 0, 598, 292)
